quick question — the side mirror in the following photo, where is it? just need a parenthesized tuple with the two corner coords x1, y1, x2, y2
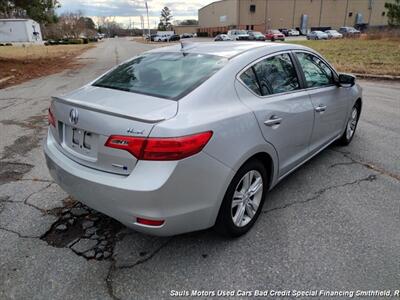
(338, 73, 356, 87)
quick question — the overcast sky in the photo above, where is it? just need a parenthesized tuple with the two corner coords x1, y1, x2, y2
(57, 0, 214, 27)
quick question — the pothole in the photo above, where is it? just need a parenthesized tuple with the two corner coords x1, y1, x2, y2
(41, 197, 124, 261)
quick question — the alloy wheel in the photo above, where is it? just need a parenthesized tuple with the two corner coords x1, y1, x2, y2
(231, 170, 263, 227)
(346, 107, 358, 140)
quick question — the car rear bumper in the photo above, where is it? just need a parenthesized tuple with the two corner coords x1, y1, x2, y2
(44, 129, 233, 236)
(272, 36, 285, 40)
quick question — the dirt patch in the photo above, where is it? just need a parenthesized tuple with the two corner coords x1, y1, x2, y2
(0, 44, 94, 89)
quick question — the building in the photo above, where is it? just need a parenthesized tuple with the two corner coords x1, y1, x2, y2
(174, 25, 200, 35)
(0, 19, 42, 43)
(198, 0, 394, 36)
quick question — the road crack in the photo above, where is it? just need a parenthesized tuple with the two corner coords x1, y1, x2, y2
(23, 182, 55, 213)
(263, 174, 377, 214)
(0, 227, 40, 239)
(331, 149, 400, 181)
(105, 238, 173, 300)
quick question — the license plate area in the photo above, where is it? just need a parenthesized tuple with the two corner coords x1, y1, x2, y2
(63, 124, 98, 160)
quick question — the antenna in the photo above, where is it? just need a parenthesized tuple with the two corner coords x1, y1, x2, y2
(180, 40, 194, 52)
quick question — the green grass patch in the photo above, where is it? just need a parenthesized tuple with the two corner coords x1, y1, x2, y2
(286, 39, 400, 76)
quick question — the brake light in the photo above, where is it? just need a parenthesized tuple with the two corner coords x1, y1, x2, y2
(137, 218, 165, 226)
(105, 135, 146, 158)
(105, 131, 213, 161)
(48, 108, 56, 127)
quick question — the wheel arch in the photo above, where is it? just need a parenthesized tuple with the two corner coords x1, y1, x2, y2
(355, 97, 362, 116)
(241, 152, 274, 190)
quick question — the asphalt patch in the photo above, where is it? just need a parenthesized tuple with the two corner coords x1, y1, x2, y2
(0, 161, 34, 184)
(1, 114, 47, 160)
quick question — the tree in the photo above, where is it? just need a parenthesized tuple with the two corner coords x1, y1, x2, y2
(78, 17, 96, 31)
(179, 19, 198, 26)
(158, 6, 172, 30)
(385, 0, 400, 26)
(0, 0, 60, 24)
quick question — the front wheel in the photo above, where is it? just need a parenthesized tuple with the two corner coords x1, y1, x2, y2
(215, 159, 268, 237)
(337, 104, 360, 145)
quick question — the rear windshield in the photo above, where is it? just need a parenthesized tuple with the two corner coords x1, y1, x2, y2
(93, 52, 227, 100)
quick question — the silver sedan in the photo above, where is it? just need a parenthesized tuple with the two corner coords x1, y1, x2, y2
(307, 31, 329, 40)
(44, 42, 362, 237)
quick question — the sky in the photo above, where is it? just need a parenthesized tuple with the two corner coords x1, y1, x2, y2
(57, 0, 215, 28)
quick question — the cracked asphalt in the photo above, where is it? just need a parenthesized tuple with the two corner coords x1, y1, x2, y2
(0, 38, 399, 299)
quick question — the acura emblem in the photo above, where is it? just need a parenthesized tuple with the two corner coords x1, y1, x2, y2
(69, 108, 79, 125)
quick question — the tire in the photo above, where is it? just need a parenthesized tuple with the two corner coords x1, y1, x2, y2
(337, 104, 360, 146)
(215, 159, 268, 237)
(271, 37, 275, 42)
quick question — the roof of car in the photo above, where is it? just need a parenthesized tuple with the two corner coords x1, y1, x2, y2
(147, 42, 307, 59)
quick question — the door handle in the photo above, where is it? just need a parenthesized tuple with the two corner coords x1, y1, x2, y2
(264, 116, 282, 126)
(315, 105, 327, 112)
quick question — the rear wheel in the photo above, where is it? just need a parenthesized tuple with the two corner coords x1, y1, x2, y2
(215, 159, 268, 237)
(337, 104, 360, 145)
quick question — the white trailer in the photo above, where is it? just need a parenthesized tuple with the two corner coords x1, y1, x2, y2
(156, 31, 174, 37)
(0, 19, 43, 43)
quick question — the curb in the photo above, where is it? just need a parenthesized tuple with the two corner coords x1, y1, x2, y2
(0, 75, 15, 84)
(354, 73, 400, 81)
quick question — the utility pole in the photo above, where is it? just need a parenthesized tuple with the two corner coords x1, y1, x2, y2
(145, 1, 150, 36)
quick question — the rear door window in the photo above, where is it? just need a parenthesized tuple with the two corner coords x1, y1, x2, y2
(252, 53, 300, 95)
(239, 68, 261, 96)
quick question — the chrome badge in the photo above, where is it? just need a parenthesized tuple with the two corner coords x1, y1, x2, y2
(69, 108, 79, 125)
(127, 128, 144, 135)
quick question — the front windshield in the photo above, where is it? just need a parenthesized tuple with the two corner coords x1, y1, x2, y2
(93, 53, 227, 100)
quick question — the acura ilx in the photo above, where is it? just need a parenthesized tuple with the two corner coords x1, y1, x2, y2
(44, 42, 361, 237)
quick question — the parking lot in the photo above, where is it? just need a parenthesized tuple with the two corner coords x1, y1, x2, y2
(0, 37, 399, 299)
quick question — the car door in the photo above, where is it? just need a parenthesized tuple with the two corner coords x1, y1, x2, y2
(294, 51, 349, 154)
(235, 52, 315, 177)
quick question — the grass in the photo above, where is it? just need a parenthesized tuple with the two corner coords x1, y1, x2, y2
(0, 44, 94, 88)
(287, 38, 400, 76)
(0, 44, 93, 60)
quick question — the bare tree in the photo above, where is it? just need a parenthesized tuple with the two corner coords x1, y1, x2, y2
(43, 11, 97, 39)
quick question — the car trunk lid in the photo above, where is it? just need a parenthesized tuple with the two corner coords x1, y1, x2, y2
(49, 86, 177, 175)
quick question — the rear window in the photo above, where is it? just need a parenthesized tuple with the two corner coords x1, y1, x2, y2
(93, 52, 227, 100)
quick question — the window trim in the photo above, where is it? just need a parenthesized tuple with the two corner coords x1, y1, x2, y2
(291, 50, 339, 91)
(236, 50, 303, 99)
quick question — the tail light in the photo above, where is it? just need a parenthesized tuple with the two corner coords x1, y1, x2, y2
(137, 218, 164, 226)
(105, 131, 213, 161)
(48, 108, 56, 127)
